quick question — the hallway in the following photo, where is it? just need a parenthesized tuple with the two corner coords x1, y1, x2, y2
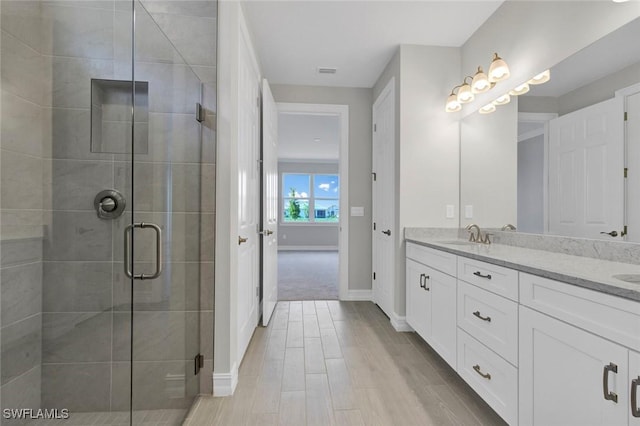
(185, 301, 505, 425)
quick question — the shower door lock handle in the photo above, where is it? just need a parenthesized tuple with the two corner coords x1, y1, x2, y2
(124, 222, 163, 280)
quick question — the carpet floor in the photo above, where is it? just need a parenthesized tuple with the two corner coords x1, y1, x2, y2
(277, 251, 339, 300)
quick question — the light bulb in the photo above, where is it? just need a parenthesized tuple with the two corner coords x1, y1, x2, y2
(492, 94, 511, 106)
(488, 53, 510, 83)
(479, 103, 496, 114)
(509, 83, 530, 96)
(528, 69, 550, 85)
(445, 93, 462, 112)
(471, 66, 491, 94)
(457, 82, 475, 104)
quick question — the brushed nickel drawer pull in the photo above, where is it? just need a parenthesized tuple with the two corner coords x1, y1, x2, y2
(423, 274, 430, 291)
(603, 362, 618, 403)
(473, 364, 491, 380)
(419, 273, 426, 289)
(632, 376, 640, 417)
(473, 271, 492, 279)
(473, 311, 491, 322)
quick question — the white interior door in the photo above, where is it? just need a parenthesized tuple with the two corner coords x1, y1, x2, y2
(372, 79, 395, 318)
(548, 97, 624, 239)
(626, 91, 640, 242)
(261, 79, 278, 326)
(237, 28, 260, 360)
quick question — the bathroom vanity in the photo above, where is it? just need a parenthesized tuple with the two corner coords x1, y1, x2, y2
(405, 230, 640, 426)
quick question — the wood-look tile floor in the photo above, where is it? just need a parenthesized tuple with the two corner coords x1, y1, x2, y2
(184, 301, 507, 426)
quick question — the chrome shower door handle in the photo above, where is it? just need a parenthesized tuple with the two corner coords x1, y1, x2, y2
(124, 222, 163, 280)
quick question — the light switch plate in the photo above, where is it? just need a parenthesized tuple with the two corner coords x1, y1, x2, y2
(464, 205, 473, 219)
(446, 205, 455, 219)
(350, 206, 364, 217)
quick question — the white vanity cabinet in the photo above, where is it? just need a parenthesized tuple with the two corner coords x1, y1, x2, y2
(631, 351, 640, 425)
(519, 272, 640, 426)
(405, 244, 457, 369)
(405, 241, 640, 425)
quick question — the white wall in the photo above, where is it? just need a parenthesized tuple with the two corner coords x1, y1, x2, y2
(270, 84, 373, 290)
(461, 1, 640, 117)
(373, 45, 461, 317)
(278, 161, 339, 249)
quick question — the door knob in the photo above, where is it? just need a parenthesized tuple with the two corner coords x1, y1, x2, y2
(382, 230, 391, 236)
(600, 231, 618, 237)
(238, 236, 248, 245)
(259, 229, 273, 236)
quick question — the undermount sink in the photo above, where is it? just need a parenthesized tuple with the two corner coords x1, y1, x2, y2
(438, 240, 476, 246)
(612, 274, 640, 283)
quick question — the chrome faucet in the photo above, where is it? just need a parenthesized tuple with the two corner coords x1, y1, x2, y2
(501, 224, 516, 231)
(465, 224, 481, 242)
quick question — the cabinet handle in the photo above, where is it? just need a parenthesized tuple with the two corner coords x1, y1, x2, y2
(473, 365, 491, 380)
(423, 274, 430, 291)
(603, 362, 618, 403)
(419, 274, 425, 289)
(473, 311, 491, 322)
(632, 376, 640, 417)
(473, 271, 492, 280)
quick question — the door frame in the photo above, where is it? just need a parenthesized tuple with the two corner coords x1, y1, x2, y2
(276, 102, 349, 300)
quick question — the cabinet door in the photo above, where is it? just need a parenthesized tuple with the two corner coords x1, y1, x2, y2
(406, 258, 430, 339)
(428, 267, 457, 369)
(631, 351, 640, 425)
(520, 306, 628, 426)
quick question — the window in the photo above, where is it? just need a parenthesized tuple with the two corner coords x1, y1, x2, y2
(282, 173, 339, 223)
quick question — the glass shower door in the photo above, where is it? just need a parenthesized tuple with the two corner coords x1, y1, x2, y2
(125, 1, 206, 423)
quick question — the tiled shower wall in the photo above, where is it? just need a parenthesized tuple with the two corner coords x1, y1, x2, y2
(0, 0, 216, 418)
(1, 0, 47, 416)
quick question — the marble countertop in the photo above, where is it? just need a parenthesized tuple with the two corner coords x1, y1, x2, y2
(405, 234, 640, 302)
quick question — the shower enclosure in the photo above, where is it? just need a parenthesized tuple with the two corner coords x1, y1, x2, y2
(0, 1, 216, 424)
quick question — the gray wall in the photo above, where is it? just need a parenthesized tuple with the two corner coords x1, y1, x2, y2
(518, 135, 545, 234)
(1, 0, 45, 417)
(271, 85, 373, 290)
(278, 161, 339, 249)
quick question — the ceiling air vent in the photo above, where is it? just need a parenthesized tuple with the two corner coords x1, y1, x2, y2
(317, 67, 337, 74)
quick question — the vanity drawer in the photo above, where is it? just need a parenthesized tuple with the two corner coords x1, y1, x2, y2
(406, 242, 456, 276)
(457, 328, 517, 426)
(520, 272, 640, 352)
(457, 280, 518, 366)
(457, 257, 518, 301)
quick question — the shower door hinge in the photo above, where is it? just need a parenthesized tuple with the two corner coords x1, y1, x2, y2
(373, 222, 376, 231)
(372, 172, 377, 181)
(624, 111, 628, 121)
(622, 225, 628, 237)
(195, 103, 204, 123)
(194, 353, 204, 375)
(373, 272, 376, 280)
(624, 167, 628, 178)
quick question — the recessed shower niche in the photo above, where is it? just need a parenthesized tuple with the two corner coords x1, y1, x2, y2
(91, 79, 149, 154)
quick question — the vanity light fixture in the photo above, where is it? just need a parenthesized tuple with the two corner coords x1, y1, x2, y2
(488, 53, 510, 83)
(445, 87, 463, 112)
(528, 69, 551, 85)
(509, 83, 530, 96)
(492, 93, 511, 106)
(479, 103, 496, 114)
(457, 77, 475, 104)
(471, 66, 491, 94)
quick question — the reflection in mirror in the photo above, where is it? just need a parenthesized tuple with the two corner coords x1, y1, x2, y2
(461, 17, 640, 242)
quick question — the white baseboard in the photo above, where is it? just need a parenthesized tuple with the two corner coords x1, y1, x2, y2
(341, 289, 372, 301)
(278, 246, 339, 251)
(390, 312, 414, 332)
(213, 362, 238, 396)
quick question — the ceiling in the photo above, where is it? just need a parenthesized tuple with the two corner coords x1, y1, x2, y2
(278, 113, 340, 161)
(527, 17, 640, 98)
(242, 1, 504, 88)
